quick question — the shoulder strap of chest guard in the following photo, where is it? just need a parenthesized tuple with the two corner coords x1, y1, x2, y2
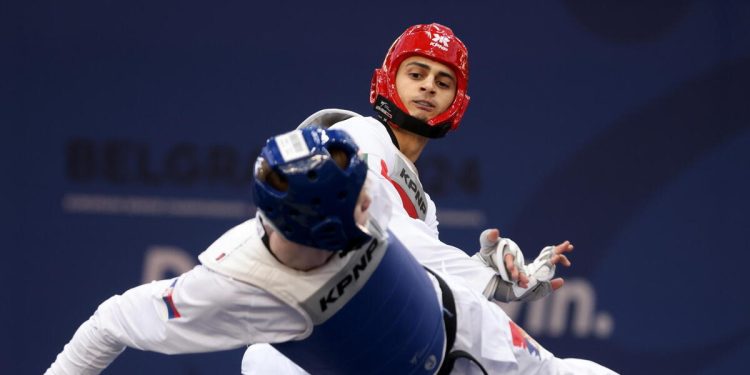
(297, 108, 362, 130)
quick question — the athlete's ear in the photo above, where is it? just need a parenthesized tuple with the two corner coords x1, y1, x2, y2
(353, 189, 371, 228)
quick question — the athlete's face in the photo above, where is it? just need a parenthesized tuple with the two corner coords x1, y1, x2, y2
(395, 56, 457, 121)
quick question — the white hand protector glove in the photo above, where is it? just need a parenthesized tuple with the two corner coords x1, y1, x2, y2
(525, 246, 556, 284)
(472, 230, 557, 302)
(473, 230, 525, 282)
(516, 245, 557, 301)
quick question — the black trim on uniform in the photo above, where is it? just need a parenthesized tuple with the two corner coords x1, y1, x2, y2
(379, 115, 401, 150)
(259, 215, 293, 265)
(258, 216, 278, 262)
(425, 268, 489, 375)
(372, 96, 452, 139)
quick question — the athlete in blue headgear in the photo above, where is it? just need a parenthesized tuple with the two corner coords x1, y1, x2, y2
(45, 128, 616, 375)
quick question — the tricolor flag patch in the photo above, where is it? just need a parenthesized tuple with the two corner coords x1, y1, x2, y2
(509, 321, 541, 359)
(162, 278, 182, 319)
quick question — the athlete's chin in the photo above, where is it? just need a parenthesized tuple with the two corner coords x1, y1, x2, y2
(409, 111, 431, 122)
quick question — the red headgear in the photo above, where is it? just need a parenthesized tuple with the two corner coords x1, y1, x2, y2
(370, 23, 470, 137)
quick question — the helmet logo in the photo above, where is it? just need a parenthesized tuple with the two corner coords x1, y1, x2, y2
(429, 34, 450, 51)
(275, 130, 312, 162)
(374, 98, 393, 119)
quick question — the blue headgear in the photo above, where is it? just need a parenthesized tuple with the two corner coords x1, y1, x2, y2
(253, 127, 370, 251)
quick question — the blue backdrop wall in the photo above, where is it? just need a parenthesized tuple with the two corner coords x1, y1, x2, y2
(4, 1, 750, 374)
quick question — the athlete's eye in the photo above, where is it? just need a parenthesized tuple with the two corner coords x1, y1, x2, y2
(437, 80, 451, 89)
(408, 72, 422, 79)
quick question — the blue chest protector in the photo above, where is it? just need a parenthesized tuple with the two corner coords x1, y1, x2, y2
(272, 232, 446, 374)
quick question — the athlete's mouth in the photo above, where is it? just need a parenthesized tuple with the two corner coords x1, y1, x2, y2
(412, 100, 435, 111)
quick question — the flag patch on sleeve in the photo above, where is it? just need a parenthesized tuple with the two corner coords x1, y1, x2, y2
(509, 321, 541, 359)
(161, 278, 182, 319)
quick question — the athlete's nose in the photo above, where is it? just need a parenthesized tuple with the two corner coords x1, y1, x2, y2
(420, 78, 437, 94)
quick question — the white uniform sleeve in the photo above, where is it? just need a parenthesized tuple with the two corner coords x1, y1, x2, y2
(422, 190, 440, 237)
(388, 211, 496, 296)
(364, 173, 495, 295)
(45, 266, 306, 375)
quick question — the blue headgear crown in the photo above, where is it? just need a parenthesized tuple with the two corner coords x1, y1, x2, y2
(253, 127, 370, 251)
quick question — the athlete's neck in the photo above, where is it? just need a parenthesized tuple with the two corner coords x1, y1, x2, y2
(267, 229, 333, 271)
(391, 126, 428, 163)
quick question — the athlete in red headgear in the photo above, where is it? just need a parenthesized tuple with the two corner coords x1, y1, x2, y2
(370, 23, 470, 138)
(291, 23, 573, 302)
(240, 23, 589, 374)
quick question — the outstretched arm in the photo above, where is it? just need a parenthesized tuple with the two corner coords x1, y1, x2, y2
(45, 266, 304, 374)
(369, 173, 572, 301)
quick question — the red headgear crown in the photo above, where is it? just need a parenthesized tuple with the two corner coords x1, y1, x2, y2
(370, 23, 470, 135)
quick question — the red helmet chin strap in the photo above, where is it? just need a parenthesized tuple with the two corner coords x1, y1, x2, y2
(372, 95, 453, 139)
(369, 23, 470, 136)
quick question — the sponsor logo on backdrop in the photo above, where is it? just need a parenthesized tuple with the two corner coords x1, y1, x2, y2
(66, 138, 257, 186)
(499, 279, 614, 339)
(63, 138, 487, 226)
(63, 138, 259, 219)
